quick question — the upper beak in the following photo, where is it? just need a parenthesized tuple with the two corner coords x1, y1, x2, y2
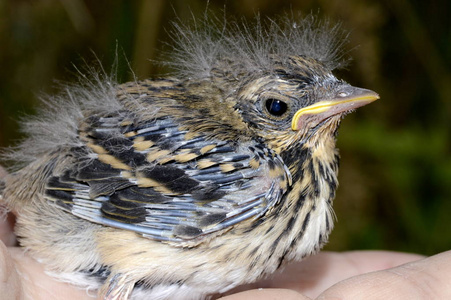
(291, 86, 379, 131)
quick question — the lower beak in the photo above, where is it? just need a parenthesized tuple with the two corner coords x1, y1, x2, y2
(291, 86, 379, 131)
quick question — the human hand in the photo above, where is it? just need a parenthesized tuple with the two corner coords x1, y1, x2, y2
(1, 166, 449, 300)
(221, 250, 451, 299)
(0, 165, 91, 299)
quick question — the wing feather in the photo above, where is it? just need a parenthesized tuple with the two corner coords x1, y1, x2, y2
(45, 111, 291, 245)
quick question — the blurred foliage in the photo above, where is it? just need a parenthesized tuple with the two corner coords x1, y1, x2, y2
(0, 0, 450, 255)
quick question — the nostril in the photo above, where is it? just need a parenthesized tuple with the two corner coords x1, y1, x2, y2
(337, 91, 348, 97)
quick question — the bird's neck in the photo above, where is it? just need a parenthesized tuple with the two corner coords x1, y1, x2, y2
(278, 131, 339, 259)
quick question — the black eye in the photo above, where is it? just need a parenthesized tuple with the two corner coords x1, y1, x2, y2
(265, 99, 288, 117)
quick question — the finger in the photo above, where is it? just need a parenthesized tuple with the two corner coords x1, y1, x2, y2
(219, 288, 310, 300)
(223, 251, 424, 298)
(299, 251, 423, 298)
(0, 242, 23, 299)
(334, 250, 425, 271)
(317, 250, 451, 300)
(0, 211, 16, 246)
(8, 247, 94, 300)
(273, 251, 423, 298)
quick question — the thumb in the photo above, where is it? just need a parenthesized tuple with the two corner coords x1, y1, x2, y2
(0, 241, 23, 299)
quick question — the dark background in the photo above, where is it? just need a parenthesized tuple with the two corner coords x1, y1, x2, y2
(0, 0, 450, 255)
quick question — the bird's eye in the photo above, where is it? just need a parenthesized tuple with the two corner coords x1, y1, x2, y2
(265, 99, 288, 117)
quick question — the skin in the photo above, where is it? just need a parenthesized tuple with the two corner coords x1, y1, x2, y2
(1, 166, 450, 300)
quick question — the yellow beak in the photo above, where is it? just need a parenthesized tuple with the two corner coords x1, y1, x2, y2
(291, 87, 379, 131)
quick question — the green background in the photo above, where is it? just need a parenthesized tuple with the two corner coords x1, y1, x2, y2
(0, 0, 450, 255)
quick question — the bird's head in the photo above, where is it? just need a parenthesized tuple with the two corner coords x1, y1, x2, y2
(169, 13, 378, 156)
(231, 54, 379, 153)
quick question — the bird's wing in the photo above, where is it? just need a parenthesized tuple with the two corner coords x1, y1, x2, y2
(44, 111, 292, 245)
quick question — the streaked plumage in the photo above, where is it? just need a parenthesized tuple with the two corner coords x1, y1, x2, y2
(0, 14, 378, 299)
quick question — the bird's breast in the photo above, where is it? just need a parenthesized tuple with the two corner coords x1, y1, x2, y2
(223, 138, 340, 275)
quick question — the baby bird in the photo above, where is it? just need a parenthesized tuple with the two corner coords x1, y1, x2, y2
(0, 14, 378, 299)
